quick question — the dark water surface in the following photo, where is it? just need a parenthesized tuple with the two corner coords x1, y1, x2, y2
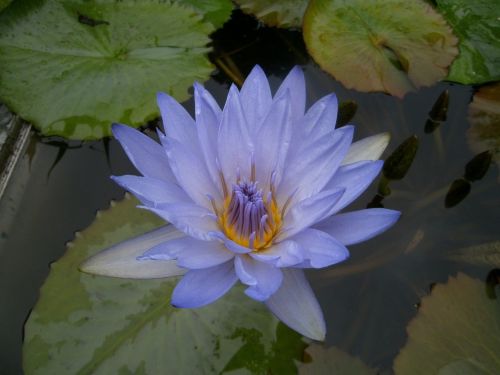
(1, 11, 498, 374)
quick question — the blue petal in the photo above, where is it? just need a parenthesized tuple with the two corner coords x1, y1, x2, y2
(218, 84, 254, 184)
(315, 208, 401, 245)
(141, 236, 234, 269)
(171, 260, 238, 308)
(274, 66, 305, 122)
(265, 269, 325, 340)
(143, 203, 219, 241)
(112, 123, 175, 183)
(249, 240, 303, 267)
(278, 188, 345, 241)
(157, 92, 196, 145)
(194, 82, 222, 187)
(163, 136, 221, 208)
(111, 175, 190, 207)
(253, 89, 292, 188)
(234, 255, 283, 301)
(278, 125, 354, 205)
(291, 228, 349, 268)
(324, 160, 383, 213)
(240, 65, 272, 128)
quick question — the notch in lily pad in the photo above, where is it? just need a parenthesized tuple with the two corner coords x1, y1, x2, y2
(303, 0, 458, 97)
(0, 0, 216, 140)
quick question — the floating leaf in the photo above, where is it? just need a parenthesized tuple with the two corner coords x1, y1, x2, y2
(23, 195, 304, 374)
(235, 0, 308, 28)
(448, 241, 500, 267)
(180, 0, 234, 28)
(303, 0, 458, 97)
(383, 135, 419, 180)
(298, 344, 377, 375)
(444, 178, 471, 208)
(436, 0, 500, 84)
(393, 273, 500, 374)
(0, 0, 214, 140)
(337, 100, 358, 127)
(467, 83, 500, 181)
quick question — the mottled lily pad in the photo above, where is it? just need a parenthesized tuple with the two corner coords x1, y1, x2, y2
(0, 0, 11, 12)
(23, 195, 305, 374)
(467, 83, 500, 181)
(436, 0, 500, 84)
(235, 0, 308, 28)
(0, 0, 214, 140)
(303, 0, 459, 97)
(298, 344, 377, 375)
(393, 273, 500, 374)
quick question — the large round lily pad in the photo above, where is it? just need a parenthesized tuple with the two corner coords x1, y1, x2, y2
(235, 0, 308, 29)
(0, 0, 214, 140)
(436, 0, 500, 85)
(393, 273, 500, 374)
(303, 0, 458, 97)
(23, 194, 305, 374)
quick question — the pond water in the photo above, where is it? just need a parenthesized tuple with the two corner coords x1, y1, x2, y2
(0, 9, 499, 375)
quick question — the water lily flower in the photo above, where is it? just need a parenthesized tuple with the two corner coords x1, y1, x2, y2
(81, 65, 400, 340)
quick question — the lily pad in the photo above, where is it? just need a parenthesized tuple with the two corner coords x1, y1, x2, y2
(23, 194, 305, 374)
(298, 344, 377, 375)
(303, 0, 459, 97)
(0, 0, 214, 140)
(0, 0, 11, 12)
(436, 0, 500, 84)
(180, 0, 234, 28)
(393, 273, 500, 374)
(467, 83, 500, 181)
(235, 0, 308, 29)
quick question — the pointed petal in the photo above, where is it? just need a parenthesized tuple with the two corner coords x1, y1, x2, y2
(253, 89, 292, 187)
(342, 133, 390, 165)
(194, 82, 222, 187)
(275, 66, 306, 122)
(112, 124, 175, 183)
(315, 208, 400, 245)
(171, 260, 238, 308)
(143, 203, 218, 241)
(278, 188, 345, 241)
(249, 240, 303, 267)
(325, 160, 383, 213)
(111, 175, 190, 207)
(278, 126, 354, 204)
(240, 65, 272, 127)
(218, 84, 254, 183)
(163, 136, 221, 208)
(265, 269, 325, 340)
(209, 232, 252, 254)
(157, 92, 196, 145)
(140, 236, 234, 269)
(80, 226, 185, 279)
(234, 255, 283, 301)
(291, 228, 349, 268)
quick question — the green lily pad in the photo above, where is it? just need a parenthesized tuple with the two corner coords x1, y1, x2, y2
(303, 0, 459, 97)
(393, 273, 500, 374)
(0, 0, 214, 140)
(180, 0, 234, 28)
(467, 83, 500, 181)
(23, 194, 305, 374)
(436, 0, 500, 84)
(298, 344, 377, 375)
(235, 0, 308, 29)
